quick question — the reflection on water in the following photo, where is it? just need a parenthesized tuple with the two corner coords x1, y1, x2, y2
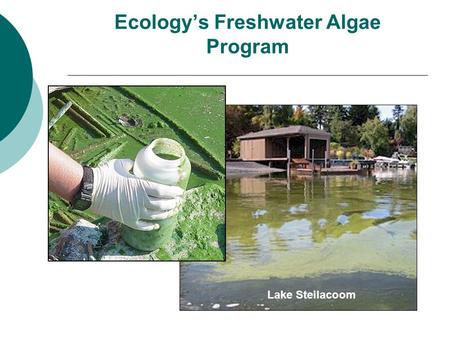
(181, 169, 417, 310)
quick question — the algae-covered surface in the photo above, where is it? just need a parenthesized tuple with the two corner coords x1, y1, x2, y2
(122, 87, 225, 169)
(181, 169, 417, 309)
(98, 185, 224, 261)
(48, 86, 225, 261)
(155, 184, 225, 260)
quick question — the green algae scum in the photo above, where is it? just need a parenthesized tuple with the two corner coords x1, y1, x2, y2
(48, 86, 225, 261)
(180, 169, 417, 310)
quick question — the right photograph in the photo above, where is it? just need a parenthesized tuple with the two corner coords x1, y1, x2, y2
(181, 105, 417, 310)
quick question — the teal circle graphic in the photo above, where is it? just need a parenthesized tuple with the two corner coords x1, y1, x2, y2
(0, 15, 33, 141)
(0, 80, 42, 173)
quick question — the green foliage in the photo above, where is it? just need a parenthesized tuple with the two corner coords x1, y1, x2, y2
(330, 142, 340, 151)
(225, 105, 260, 153)
(383, 118, 396, 139)
(327, 105, 350, 120)
(231, 138, 240, 157)
(251, 105, 275, 129)
(348, 105, 379, 126)
(400, 106, 417, 148)
(308, 105, 330, 130)
(392, 105, 404, 128)
(394, 129, 402, 145)
(330, 113, 360, 145)
(360, 117, 390, 155)
(250, 105, 293, 129)
(328, 145, 365, 159)
(272, 105, 293, 127)
(307, 105, 349, 131)
(330, 112, 345, 143)
(225, 104, 416, 157)
(290, 105, 315, 127)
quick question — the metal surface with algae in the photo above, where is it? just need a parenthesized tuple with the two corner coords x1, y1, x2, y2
(49, 86, 225, 261)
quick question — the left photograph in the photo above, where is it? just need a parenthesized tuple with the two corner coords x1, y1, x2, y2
(48, 86, 225, 261)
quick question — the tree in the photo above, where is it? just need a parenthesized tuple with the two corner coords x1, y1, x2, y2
(327, 105, 349, 121)
(231, 138, 240, 157)
(400, 106, 417, 148)
(383, 118, 396, 139)
(251, 105, 293, 130)
(394, 129, 403, 146)
(272, 105, 293, 127)
(308, 105, 330, 130)
(360, 117, 390, 155)
(251, 105, 274, 129)
(368, 105, 380, 120)
(290, 105, 315, 127)
(330, 112, 345, 143)
(291, 105, 306, 122)
(392, 105, 404, 129)
(225, 105, 260, 153)
(330, 114, 360, 146)
(348, 105, 379, 126)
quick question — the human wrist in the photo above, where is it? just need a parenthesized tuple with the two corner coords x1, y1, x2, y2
(70, 166, 94, 211)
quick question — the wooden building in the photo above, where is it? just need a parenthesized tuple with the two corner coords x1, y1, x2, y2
(238, 125, 331, 162)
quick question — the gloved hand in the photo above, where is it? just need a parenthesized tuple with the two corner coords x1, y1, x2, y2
(90, 159, 184, 231)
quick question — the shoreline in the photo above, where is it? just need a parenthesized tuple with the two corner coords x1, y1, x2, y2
(226, 160, 286, 176)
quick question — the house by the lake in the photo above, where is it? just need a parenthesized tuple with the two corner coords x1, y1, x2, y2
(238, 125, 331, 163)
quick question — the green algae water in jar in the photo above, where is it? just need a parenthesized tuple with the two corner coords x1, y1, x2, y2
(121, 138, 191, 251)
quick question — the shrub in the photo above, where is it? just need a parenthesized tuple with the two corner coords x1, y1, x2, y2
(330, 142, 340, 151)
(231, 138, 240, 157)
(360, 117, 389, 156)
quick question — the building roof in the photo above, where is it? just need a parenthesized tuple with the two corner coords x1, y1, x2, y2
(238, 125, 331, 140)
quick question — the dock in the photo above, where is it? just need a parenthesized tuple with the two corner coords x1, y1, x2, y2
(296, 167, 362, 175)
(235, 158, 377, 176)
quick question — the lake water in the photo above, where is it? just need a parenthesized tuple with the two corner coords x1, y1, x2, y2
(180, 169, 417, 310)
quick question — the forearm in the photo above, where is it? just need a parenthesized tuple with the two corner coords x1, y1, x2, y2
(49, 143, 83, 202)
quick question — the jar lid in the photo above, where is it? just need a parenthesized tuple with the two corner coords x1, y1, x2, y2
(133, 138, 188, 184)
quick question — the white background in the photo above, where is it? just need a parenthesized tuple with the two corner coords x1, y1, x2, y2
(1, 0, 449, 337)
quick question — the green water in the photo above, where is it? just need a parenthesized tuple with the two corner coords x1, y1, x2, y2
(155, 152, 180, 160)
(180, 169, 417, 310)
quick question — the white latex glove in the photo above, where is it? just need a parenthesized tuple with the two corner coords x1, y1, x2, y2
(90, 159, 184, 231)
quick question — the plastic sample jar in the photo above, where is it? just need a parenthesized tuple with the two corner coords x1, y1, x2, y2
(121, 138, 191, 251)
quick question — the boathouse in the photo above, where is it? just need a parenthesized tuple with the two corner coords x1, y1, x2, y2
(238, 125, 331, 163)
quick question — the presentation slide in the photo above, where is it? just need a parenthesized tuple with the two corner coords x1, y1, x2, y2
(0, 0, 448, 336)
